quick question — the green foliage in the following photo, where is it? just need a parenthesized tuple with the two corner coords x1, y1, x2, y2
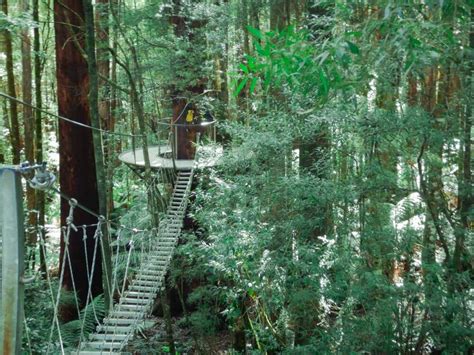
(22, 279, 58, 354)
(176, 1, 473, 351)
(11, 0, 473, 353)
(233, 24, 363, 101)
(61, 294, 106, 348)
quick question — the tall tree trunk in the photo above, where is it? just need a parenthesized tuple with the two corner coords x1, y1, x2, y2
(365, 7, 400, 280)
(419, 64, 446, 350)
(33, 0, 47, 277)
(170, 0, 205, 160)
(453, 7, 473, 273)
(299, 0, 332, 238)
(54, 0, 103, 320)
(82, 0, 113, 312)
(270, 0, 288, 30)
(96, 0, 114, 214)
(21, 0, 38, 268)
(2, 0, 21, 164)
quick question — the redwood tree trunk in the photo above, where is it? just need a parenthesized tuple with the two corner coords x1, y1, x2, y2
(21, 0, 37, 267)
(33, 0, 47, 277)
(170, 0, 205, 160)
(54, 0, 102, 319)
(2, 0, 21, 164)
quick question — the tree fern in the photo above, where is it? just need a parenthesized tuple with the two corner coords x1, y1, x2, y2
(61, 294, 106, 348)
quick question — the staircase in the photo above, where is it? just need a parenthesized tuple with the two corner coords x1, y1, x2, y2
(79, 169, 193, 354)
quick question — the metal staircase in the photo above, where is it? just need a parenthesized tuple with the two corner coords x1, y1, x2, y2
(79, 169, 194, 354)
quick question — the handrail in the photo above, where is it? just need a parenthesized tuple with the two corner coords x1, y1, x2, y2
(156, 117, 217, 128)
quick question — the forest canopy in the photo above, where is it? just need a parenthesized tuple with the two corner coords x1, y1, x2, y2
(0, 0, 472, 353)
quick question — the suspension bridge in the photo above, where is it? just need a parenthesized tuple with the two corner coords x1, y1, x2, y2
(0, 93, 222, 354)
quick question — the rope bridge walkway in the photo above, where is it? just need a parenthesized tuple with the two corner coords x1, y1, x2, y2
(80, 169, 193, 353)
(0, 91, 220, 354)
(1, 164, 195, 354)
(0, 154, 199, 354)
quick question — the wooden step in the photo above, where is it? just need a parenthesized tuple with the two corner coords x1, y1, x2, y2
(90, 333, 128, 341)
(103, 318, 136, 326)
(147, 250, 171, 256)
(140, 265, 167, 272)
(144, 259, 168, 265)
(121, 297, 150, 304)
(109, 310, 140, 318)
(118, 304, 148, 311)
(82, 341, 123, 350)
(136, 274, 164, 282)
(128, 285, 160, 292)
(124, 291, 155, 298)
(96, 324, 133, 333)
(133, 280, 160, 286)
(141, 263, 168, 270)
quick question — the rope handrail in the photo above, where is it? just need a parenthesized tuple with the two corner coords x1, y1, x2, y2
(0, 91, 146, 138)
(18, 162, 150, 233)
(0, 90, 218, 136)
(17, 149, 198, 353)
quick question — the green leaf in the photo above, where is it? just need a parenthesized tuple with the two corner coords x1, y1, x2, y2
(254, 40, 264, 55)
(247, 26, 262, 40)
(319, 69, 329, 96)
(317, 51, 330, 66)
(346, 41, 360, 54)
(246, 55, 257, 71)
(249, 77, 258, 94)
(239, 63, 249, 74)
(346, 31, 362, 38)
(234, 78, 248, 96)
(263, 69, 272, 90)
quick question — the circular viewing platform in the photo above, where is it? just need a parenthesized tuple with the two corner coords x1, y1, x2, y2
(118, 144, 223, 170)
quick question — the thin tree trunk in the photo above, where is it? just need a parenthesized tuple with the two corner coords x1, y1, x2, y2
(299, 1, 332, 238)
(369, 5, 400, 280)
(0, 91, 7, 163)
(33, 0, 47, 277)
(419, 64, 446, 349)
(453, 7, 473, 273)
(21, 0, 38, 269)
(270, 0, 287, 30)
(2, 0, 21, 164)
(96, 0, 114, 214)
(161, 288, 176, 354)
(82, 0, 113, 312)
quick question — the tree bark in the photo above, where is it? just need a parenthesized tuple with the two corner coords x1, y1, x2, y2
(453, 7, 473, 273)
(96, 0, 114, 214)
(54, 0, 103, 319)
(21, 0, 38, 268)
(170, 0, 205, 160)
(82, 0, 113, 312)
(2, 0, 21, 164)
(270, 0, 288, 30)
(33, 0, 47, 277)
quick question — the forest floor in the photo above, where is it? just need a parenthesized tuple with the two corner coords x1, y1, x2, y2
(126, 316, 232, 354)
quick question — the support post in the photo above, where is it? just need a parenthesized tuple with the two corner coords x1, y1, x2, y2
(0, 166, 25, 355)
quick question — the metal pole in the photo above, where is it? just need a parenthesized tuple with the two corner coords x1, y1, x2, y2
(0, 166, 25, 355)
